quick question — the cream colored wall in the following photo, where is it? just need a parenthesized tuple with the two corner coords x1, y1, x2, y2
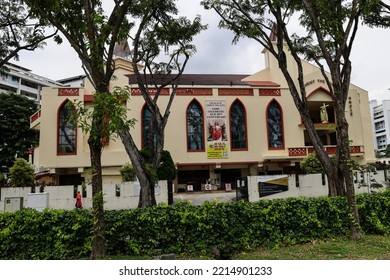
(245, 47, 375, 165)
(347, 85, 376, 163)
(38, 88, 90, 169)
(34, 48, 375, 178)
(81, 57, 134, 93)
(37, 87, 130, 173)
(36, 82, 374, 173)
(126, 86, 303, 165)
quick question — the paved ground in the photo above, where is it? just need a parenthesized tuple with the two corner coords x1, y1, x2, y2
(173, 190, 237, 205)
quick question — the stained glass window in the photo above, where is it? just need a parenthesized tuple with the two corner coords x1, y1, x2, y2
(58, 102, 76, 154)
(230, 100, 247, 150)
(267, 100, 284, 149)
(142, 105, 157, 149)
(187, 100, 204, 151)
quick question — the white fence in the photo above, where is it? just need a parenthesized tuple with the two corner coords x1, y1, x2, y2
(1, 171, 388, 212)
(0, 181, 168, 212)
(247, 170, 388, 202)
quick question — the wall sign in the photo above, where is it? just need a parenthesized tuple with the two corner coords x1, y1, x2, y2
(206, 100, 228, 159)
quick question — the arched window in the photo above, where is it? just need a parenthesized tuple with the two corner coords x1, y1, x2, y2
(58, 101, 76, 154)
(141, 105, 157, 149)
(230, 99, 247, 150)
(267, 100, 284, 149)
(187, 100, 204, 151)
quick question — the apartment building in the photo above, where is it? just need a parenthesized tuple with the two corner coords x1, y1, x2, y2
(370, 99, 390, 152)
(1, 62, 63, 102)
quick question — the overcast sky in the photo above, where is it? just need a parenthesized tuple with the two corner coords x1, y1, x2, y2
(14, 0, 390, 102)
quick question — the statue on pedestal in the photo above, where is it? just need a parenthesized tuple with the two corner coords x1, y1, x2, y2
(320, 103, 329, 123)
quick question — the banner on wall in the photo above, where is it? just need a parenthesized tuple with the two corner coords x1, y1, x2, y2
(206, 100, 228, 159)
(258, 175, 288, 197)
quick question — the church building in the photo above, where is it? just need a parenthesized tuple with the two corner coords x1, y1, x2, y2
(29, 38, 376, 192)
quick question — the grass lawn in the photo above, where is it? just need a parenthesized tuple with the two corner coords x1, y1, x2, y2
(107, 234, 390, 260)
(236, 234, 390, 260)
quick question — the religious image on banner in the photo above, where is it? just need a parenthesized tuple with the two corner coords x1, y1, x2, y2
(206, 100, 228, 159)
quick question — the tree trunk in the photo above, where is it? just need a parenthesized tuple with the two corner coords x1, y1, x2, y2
(335, 110, 363, 239)
(326, 174, 339, 196)
(344, 166, 363, 239)
(88, 140, 106, 259)
(138, 174, 157, 208)
(119, 128, 157, 208)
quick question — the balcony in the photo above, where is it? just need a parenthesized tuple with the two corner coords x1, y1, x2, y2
(288, 145, 364, 157)
(30, 110, 41, 129)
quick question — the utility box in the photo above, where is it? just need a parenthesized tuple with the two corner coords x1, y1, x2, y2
(27, 192, 49, 212)
(4, 197, 23, 212)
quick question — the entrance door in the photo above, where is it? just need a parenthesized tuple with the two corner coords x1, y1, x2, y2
(219, 169, 241, 190)
(178, 170, 208, 192)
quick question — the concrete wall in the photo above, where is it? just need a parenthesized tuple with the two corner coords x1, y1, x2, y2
(0, 180, 168, 212)
(248, 170, 387, 202)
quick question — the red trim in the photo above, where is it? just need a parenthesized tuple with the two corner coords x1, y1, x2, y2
(350, 146, 361, 153)
(307, 86, 331, 99)
(131, 88, 169, 96)
(288, 146, 363, 157)
(259, 88, 281, 96)
(218, 88, 254, 96)
(176, 88, 212, 96)
(84, 94, 94, 103)
(30, 110, 41, 123)
(266, 99, 285, 150)
(288, 148, 307, 156)
(186, 98, 205, 152)
(57, 99, 77, 156)
(229, 99, 248, 151)
(58, 88, 79, 96)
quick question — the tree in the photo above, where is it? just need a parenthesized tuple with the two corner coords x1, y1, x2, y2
(201, 0, 389, 239)
(376, 144, 390, 158)
(25, 0, 134, 259)
(25, 0, 204, 257)
(117, 1, 205, 207)
(362, 1, 390, 27)
(0, 93, 39, 174)
(0, 0, 58, 69)
(9, 158, 35, 187)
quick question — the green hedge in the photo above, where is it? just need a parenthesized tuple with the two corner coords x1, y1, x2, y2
(1, 190, 390, 259)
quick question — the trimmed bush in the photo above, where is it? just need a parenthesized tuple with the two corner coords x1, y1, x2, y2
(1, 190, 390, 259)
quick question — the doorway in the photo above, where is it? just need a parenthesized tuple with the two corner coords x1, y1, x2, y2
(219, 169, 241, 190)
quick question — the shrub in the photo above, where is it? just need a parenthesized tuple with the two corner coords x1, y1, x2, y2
(1, 191, 390, 259)
(157, 150, 176, 180)
(119, 163, 136, 182)
(300, 152, 337, 174)
(9, 158, 35, 187)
